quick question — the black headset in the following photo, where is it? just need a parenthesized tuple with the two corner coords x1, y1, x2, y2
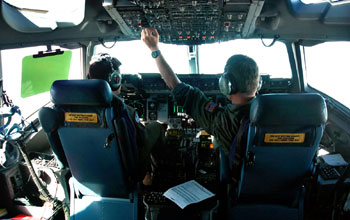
(89, 53, 122, 91)
(219, 72, 262, 95)
(219, 72, 237, 95)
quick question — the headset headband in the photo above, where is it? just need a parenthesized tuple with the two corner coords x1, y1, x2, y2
(90, 53, 122, 68)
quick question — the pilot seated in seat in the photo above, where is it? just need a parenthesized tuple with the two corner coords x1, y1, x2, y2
(88, 53, 166, 186)
(141, 28, 260, 156)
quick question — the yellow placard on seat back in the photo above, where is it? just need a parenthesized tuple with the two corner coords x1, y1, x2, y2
(264, 133, 305, 143)
(65, 112, 98, 123)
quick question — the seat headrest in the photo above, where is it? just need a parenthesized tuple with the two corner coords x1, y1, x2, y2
(50, 80, 113, 106)
(250, 93, 327, 126)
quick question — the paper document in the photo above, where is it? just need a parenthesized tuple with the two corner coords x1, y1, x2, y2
(163, 180, 214, 209)
(320, 154, 348, 166)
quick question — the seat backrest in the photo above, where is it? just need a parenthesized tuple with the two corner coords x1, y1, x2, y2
(239, 93, 327, 204)
(39, 79, 137, 198)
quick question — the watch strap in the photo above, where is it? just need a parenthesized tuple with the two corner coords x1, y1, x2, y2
(151, 50, 161, 58)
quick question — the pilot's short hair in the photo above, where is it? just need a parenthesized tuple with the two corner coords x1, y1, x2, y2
(224, 54, 259, 95)
(88, 55, 121, 80)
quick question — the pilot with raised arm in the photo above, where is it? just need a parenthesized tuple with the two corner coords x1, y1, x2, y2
(141, 28, 260, 156)
(88, 53, 165, 185)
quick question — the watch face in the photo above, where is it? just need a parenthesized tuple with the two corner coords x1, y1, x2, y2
(152, 50, 160, 58)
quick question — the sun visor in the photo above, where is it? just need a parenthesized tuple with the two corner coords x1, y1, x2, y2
(2, 0, 85, 33)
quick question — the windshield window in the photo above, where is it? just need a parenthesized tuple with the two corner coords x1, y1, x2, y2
(95, 41, 190, 74)
(1, 46, 82, 118)
(303, 41, 350, 108)
(198, 39, 291, 77)
(95, 39, 291, 78)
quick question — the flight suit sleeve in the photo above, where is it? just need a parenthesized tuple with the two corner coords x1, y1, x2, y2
(172, 83, 220, 134)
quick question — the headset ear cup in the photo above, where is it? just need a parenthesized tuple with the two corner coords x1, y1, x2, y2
(109, 71, 122, 90)
(219, 73, 238, 95)
(219, 74, 231, 95)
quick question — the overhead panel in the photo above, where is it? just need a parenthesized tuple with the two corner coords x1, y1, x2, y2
(103, 0, 265, 45)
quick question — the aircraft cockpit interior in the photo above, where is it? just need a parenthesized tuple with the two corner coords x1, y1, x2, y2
(0, 0, 349, 220)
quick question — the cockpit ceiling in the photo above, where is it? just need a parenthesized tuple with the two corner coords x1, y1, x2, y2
(0, 0, 349, 49)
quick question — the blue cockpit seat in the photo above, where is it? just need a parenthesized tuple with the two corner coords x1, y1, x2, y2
(38, 79, 139, 220)
(229, 93, 327, 220)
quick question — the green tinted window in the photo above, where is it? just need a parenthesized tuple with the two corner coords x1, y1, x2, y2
(1, 46, 82, 118)
(21, 51, 72, 98)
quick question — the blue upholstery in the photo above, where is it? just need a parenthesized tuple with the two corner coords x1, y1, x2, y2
(39, 107, 68, 169)
(39, 79, 138, 220)
(229, 93, 327, 220)
(50, 79, 113, 106)
(250, 94, 327, 126)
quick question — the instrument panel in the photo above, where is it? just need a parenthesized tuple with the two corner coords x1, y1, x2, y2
(121, 73, 226, 127)
(121, 73, 292, 125)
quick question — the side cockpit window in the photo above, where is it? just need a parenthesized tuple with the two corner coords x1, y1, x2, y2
(0, 46, 83, 118)
(303, 42, 350, 108)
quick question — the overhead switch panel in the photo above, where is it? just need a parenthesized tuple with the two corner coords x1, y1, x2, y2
(104, 0, 265, 45)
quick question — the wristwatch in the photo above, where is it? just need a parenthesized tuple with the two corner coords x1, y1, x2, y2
(151, 50, 161, 58)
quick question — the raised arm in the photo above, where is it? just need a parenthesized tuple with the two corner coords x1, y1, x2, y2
(141, 28, 180, 90)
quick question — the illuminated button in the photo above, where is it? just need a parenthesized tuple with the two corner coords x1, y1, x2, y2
(202, 35, 206, 39)
(179, 36, 183, 39)
(187, 35, 191, 39)
(149, 102, 156, 109)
